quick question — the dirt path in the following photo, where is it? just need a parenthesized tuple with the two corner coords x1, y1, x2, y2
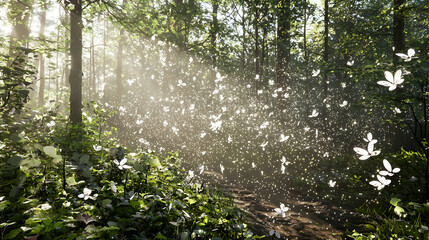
(201, 171, 363, 239)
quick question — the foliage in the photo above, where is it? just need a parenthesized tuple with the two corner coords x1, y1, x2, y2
(0, 106, 261, 239)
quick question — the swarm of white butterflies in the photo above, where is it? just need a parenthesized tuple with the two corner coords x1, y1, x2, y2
(395, 48, 417, 62)
(369, 159, 400, 190)
(377, 69, 404, 91)
(353, 133, 380, 160)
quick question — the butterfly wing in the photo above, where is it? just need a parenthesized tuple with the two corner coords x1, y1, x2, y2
(394, 70, 404, 85)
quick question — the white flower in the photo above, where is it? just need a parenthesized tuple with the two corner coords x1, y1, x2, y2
(377, 70, 404, 91)
(379, 159, 400, 177)
(328, 180, 336, 187)
(113, 158, 132, 170)
(369, 175, 391, 190)
(78, 188, 97, 200)
(274, 203, 289, 217)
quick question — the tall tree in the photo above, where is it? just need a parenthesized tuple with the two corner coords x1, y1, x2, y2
(69, 0, 83, 123)
(276, 0, 291, 88)
(393, 0, 406, 55)
(210, 0, 219, 70)
(38, 0, 47, 107)
(8, 0, 31, 63)
(322, 0, 329, 124)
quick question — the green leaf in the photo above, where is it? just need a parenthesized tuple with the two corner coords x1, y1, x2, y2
(66, 177, 78, 186)
(180, 232, 190, 240)
(155, 233, 168, 240)
(6, 156, 23, 169)
(390, 197, 401, 207)
(149, 158, 161, 168)
(4, 228, 22, 239)
(394, 206, 405, 217)
(43, 146, 57, 158)
(79, 155, 90, 165)
(187, 198, 197, 205)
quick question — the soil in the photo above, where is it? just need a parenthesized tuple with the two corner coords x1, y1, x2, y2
(201, 171, 365, 240)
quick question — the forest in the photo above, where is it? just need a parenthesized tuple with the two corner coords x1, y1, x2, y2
(0, 0, 428, 239)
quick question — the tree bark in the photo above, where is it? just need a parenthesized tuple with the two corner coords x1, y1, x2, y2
(38, 1, 47, 107)
(393, 0, 406, 54)
(322, 0, 329, 124)
(210, 0, 219, 69)
(69, 0, 83, 123)
(276, 0, 291, 89)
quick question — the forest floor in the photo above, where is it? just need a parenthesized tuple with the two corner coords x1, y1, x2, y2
(201, 171, 365, 240)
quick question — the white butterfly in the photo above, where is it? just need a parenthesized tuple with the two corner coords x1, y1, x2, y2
(279, 134, 290, 142)
(312, 69, 320, 77)
(395, 48, 416, 62)
(363, 133, 377, 144)
(220, 164, 224, 174)
(309, 109, 319, 118)
(328, 180, 336, 187)
(353, 141, 380, 160)
(269, 230, 281, 238)
(379, 159, 400, 177)
(274, 203, 289, 217)
(339, 100, 348, 107)
(199, 165, 205, 174)
(377, 70, 404, 91)
(347, 60, 354, 66)
(280, 156, 291, 165)
(369, 175, 391, 190)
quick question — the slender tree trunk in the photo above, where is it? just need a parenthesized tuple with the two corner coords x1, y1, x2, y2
(241, 0, 246, 81)
(393, 0, 406, 55)
(254, 3, 260, 85)
(64, 9, 70, 88)
(303, 0, 309, 115)
(276, 0, 291, 89)
(103, 13, 107, 83)
(91, 30, 96, 100)
(261, 25, 267, 85)
(38, 1, 47, 107)
(322, 0, 329, 126)
(69, 0, 83, 123)
(8, 0, 31, 64)
(116, 27, 124, 104)
(210, 0, 219, 70)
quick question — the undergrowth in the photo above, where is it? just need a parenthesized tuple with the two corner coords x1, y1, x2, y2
(0, 104, 261, 239)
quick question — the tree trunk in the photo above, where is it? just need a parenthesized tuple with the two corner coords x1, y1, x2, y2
(8, 0, 31, 64)
(69, 0, 83, 123)
(322, 0, 329, 125)
(38, 1, 47, 107)
(254, 2, 260, 84)
(276, 0, 291, 89)
(116, 27, 124, 104)
(393, 0, 406, 54)
(210, 0, 219, 69)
